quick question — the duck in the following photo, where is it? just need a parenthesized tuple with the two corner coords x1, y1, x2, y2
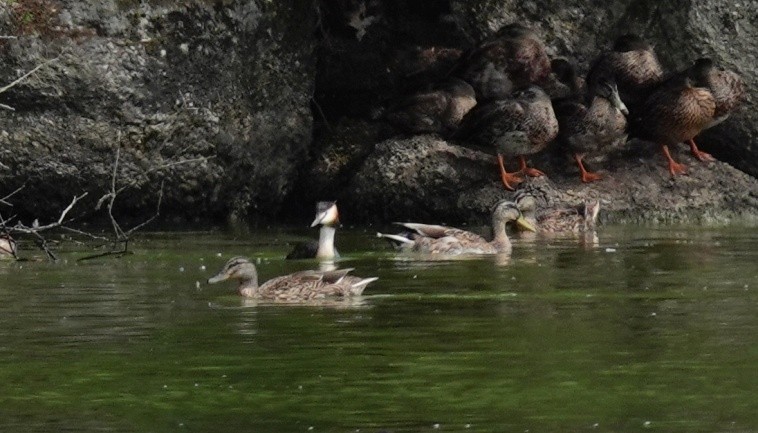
(207, 256, 378, 300)
(539, 57, 585, 100)
(455, 85, 559, 190)
(586, 34, 665, 114)
(514, 193, 600, 235)
(636, 59, 717, 176)
(286, 201, 340, 260)
(453, 23, 551, 101)
(554, 75, 629, 183)
(0, 234, 16, 259)
(376, 199, 536, 255)
(384, 78, 477, 136)
(679, 58, 746, 162)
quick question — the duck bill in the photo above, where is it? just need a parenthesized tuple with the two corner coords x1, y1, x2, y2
(610, 89, 629, 116)
(515, 216, 537, 232)
(207, 273, 228, 284)
(310, 204, 339, 227)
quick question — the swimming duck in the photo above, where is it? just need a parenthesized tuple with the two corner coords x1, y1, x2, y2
(514, 193, 600, 235)
(208, 256, 378, 300)
(586, 34, 664, 113)
(0, 234, 16, 259)
(554, 75, 629, 183)
(681, 58, 746, 162)
(286, 201, 340, 260)
(454, 23, 551, 101)
(455, 85, 559, 190)
(637, 59, 716, 176)
(376, 200, 536, 255)
(384, 78, 477, 136)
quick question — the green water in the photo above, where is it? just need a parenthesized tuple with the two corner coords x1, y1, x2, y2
(0, 225, 756, 433)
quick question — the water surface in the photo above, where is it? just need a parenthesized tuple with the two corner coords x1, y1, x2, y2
(0, 225, 756, 432)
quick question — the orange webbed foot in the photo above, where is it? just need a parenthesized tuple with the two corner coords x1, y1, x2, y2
(518, 156, 545, 177)
(662, 144, 687, 177)
(581, 171, 603, 183)
(688, 139, 716, 162)
(668, 160, 687, 176)
(500, 171, 524, 190)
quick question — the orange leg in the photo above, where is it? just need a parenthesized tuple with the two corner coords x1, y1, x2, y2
(573, 153, 602, 183)
(497, 154, 524, 190)
(518, 155, 545, 177)
(661, 144, 687, 176)
(688, 139, 716, 162)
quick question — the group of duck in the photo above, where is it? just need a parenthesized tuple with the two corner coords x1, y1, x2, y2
(384, 24, 745, 188)
(205, 25, 747, 302)
(206, 197, 598, 301)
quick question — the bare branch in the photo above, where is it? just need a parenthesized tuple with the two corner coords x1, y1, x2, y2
(125, 180, 164, 236)
(0, 57, 59, 95)
(0, 103, 14, 111)
(1, 184, 25, 207)
(9, 193, 88, 234)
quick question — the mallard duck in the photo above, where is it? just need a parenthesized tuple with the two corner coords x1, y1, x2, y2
(0, 234, 16, 259)
(540, 57, 585, 100)
(455, 85, 559, 190)
(385, 78, 477, 136)
(554, 75, 629, 183)
(682, 58, 746, 162)
(376, 200, 536, 255)
(454, 23, 551, 100)
(515, 193, 600, 235)
(208, 256, 378, 300)
(637, 60, 716, 176)
(286, 201, 340, 260)
(586, 34, 664, 113)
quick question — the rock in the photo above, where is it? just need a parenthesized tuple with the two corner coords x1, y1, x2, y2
(0, 1, 315, 222)
(345, 135, 758, 224)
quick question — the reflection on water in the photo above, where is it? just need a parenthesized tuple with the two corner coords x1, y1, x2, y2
(0, 225, 756, 432)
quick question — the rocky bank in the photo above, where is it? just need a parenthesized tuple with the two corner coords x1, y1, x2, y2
(1, 0, 756, 227)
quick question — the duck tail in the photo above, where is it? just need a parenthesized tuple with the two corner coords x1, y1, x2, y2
(376, 232, 414, 246)
(350, 277, 379, 296)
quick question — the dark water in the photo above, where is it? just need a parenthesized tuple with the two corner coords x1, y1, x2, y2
(0, 225, 756, 433)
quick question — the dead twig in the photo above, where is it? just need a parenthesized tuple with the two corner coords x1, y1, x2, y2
(0, 57, 59, 95)
(1, 184, 25, 207)
(3, 192, 88, 260)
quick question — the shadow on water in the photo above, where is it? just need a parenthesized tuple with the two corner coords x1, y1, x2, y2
(0, 225, 756, 432)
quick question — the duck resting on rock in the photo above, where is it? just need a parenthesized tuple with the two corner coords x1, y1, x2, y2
(454, 23, 551, 101)
(208, 256, 378, 300)
(636, 59, 718, 176)
(554, 74, 629, 183)
(384, 78, 477, 136)
(586, 33, 665, 114)
(676, 58, 746, 163)
(376, 200, 536, 255)
(286, 201, 340, 260)
(455, 85, 558, 190)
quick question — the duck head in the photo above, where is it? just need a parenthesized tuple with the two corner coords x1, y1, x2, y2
(208, 256, 259, 287)
(493, 200, 536, 232)
(592, 77, 629, 115)
(311, 201, 340, 227)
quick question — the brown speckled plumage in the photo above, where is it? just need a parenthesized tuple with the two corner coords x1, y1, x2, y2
(208, 257, 378, 300)
(385, 78, 477, 135)
(587, 34, 664, 112)
(554, 76, 628, 182)
(515, 194, 600, 235)
(456, 85, 558, 189)
(455, 24, 551, 100)
(0, 235, 16, 259)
